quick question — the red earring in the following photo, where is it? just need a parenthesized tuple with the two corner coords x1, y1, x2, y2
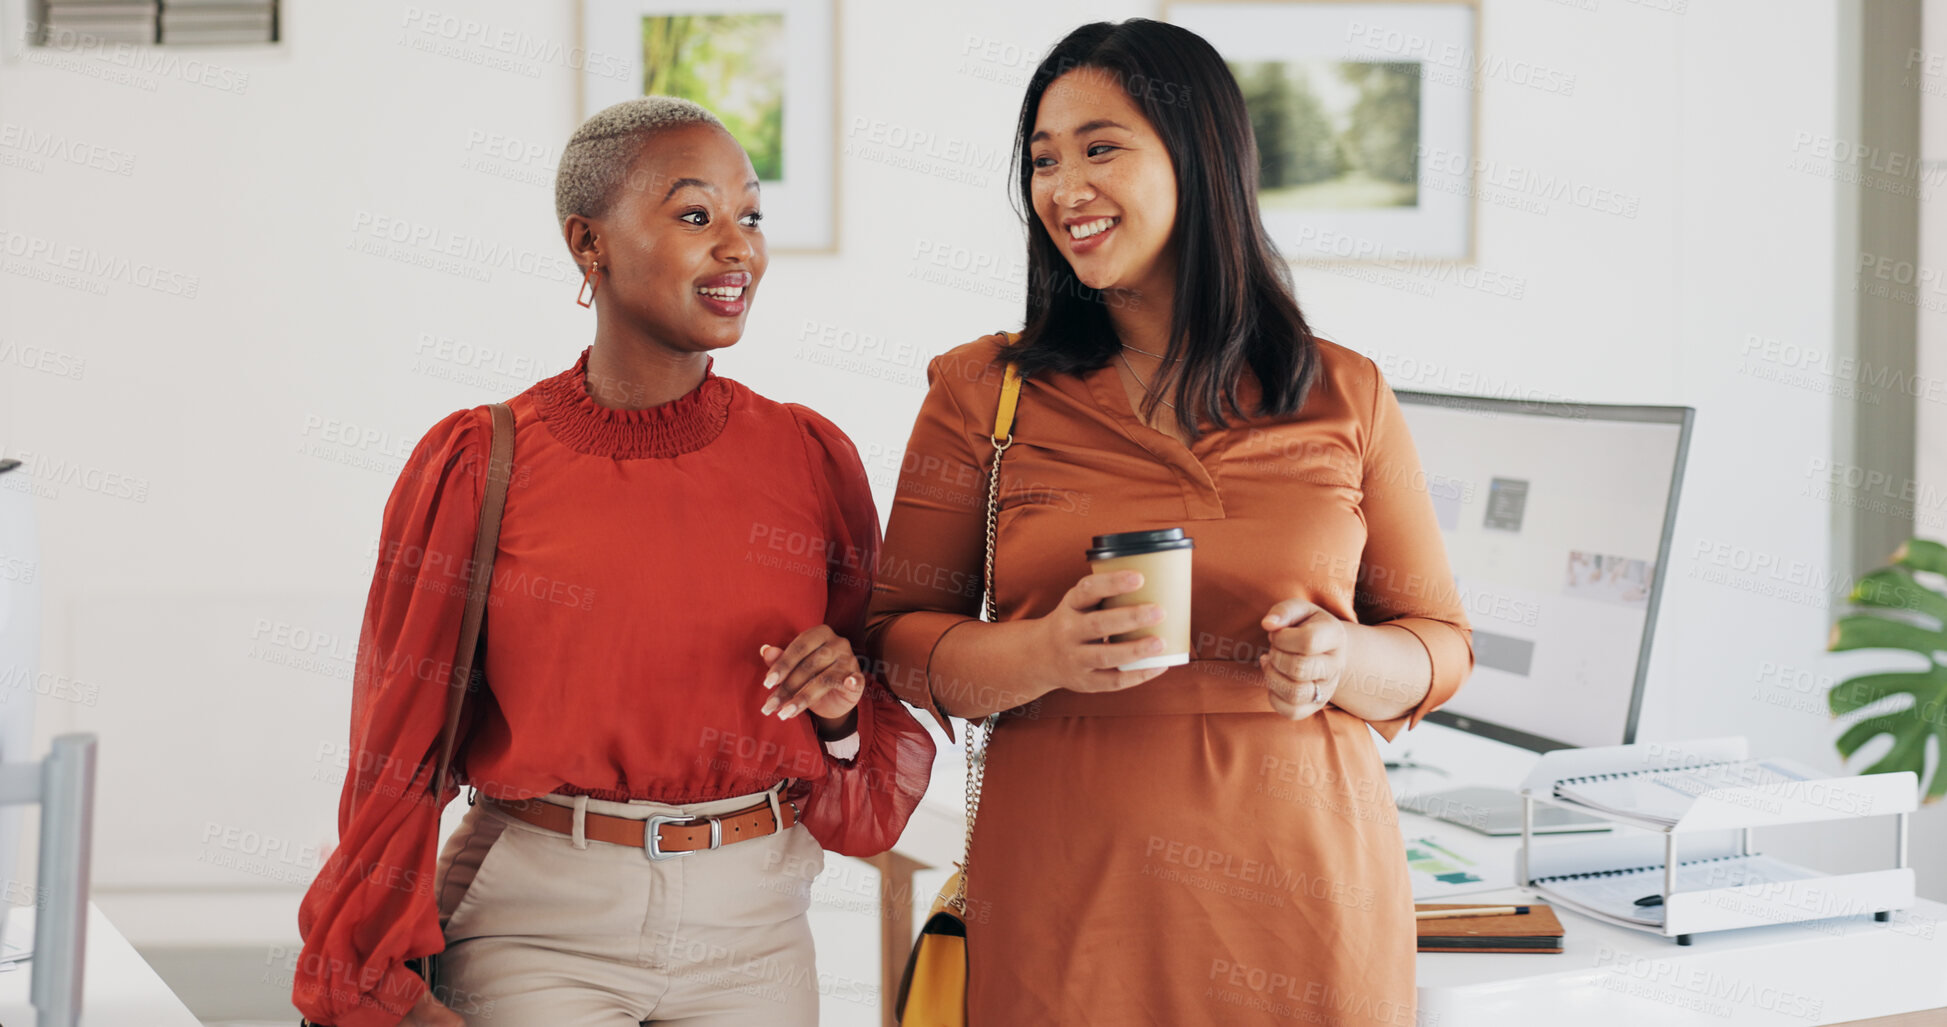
(576, 260, 601, 308)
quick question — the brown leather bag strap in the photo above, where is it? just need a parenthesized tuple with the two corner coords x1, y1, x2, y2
(432, 402, 514, 794)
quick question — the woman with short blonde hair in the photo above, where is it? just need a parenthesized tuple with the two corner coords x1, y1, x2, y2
(294, 96, 934, 1027)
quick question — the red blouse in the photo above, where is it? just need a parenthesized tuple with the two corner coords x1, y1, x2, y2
(292, 348, 935, 1027)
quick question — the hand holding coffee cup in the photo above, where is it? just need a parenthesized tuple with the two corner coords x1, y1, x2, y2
(1024, 570, 1176, 696)
(1259, 598, 1346, 721)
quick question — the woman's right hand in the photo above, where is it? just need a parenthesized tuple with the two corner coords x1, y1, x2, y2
(1018, 570, 1174, 700)
(399, 988, 464, 1027)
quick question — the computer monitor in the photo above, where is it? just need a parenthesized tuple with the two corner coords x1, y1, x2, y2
(1391, 390, 1694, 752)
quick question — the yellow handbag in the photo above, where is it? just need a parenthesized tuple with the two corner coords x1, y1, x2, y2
(893, 349, 1023, 1027)
(894, 869, 973, 1026)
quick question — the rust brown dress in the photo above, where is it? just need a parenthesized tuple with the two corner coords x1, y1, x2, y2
(863, 333, 1474, 1026)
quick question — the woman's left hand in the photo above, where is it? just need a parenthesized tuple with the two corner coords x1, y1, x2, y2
(1258, 599, 1346, 720)
(759, 625, 865, 732)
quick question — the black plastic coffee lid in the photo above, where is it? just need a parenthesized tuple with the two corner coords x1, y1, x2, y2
(1085, 527, 1194, 562)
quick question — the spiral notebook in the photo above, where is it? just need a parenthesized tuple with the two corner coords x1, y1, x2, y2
(1530, 853, 1814, 926)
(1551, 757, 1821, 826)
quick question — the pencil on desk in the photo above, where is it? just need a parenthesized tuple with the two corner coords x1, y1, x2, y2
(1415, 905, 1530, 920)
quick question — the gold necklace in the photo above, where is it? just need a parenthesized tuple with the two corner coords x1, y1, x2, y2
(1116, 350, 1176, 411)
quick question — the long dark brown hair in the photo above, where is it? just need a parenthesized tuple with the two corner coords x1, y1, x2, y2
(1004, 19, 1319, 439)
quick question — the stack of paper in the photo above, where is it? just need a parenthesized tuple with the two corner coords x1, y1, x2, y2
(1533, 853, 1815, 927)
(1552, 757, 1821, 827)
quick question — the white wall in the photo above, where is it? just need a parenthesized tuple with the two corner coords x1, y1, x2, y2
(0, 0, 1937, 1019)
(1924, 2, 1947, 645)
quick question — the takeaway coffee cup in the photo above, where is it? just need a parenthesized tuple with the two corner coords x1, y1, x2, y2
(1084, 528, 1194, 670)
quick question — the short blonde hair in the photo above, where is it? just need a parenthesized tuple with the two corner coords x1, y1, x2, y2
(554, 96, 725, 227)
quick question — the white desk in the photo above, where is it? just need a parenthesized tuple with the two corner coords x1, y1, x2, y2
(0, 904, 201, 1026)
(1401, 808, 1947, 1026)
(1387, 726, 1947, 1025)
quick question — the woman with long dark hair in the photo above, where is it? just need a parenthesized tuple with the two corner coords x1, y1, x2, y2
(866, 20, 1473, 1024)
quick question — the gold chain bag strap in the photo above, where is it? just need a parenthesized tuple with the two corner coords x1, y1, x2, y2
(895, 340, 1023, 1027)
(299, 402, 513, 1027)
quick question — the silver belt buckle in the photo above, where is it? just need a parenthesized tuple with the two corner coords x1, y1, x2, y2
(644, 812, 722, 861)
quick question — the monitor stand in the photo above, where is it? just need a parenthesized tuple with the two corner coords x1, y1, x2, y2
(1396, 785, 1613, 837)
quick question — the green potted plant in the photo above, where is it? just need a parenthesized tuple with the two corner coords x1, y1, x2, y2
(1828, 538, 1947, 802)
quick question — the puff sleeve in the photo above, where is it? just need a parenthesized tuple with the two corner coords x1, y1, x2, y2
(293, 407, 488, 1027)
(785, 406, 936, 857)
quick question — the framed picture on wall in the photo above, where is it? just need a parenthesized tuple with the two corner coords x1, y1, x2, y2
(581, 0, 837, 253)
(1166, 0, 1477, 262)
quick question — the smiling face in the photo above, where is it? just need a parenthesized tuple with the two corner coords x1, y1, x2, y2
(590, 122, 768, 354)
(1028, 69, 1179, 296)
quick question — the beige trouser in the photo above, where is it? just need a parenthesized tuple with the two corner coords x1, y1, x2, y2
(430, 783, 825, 1025)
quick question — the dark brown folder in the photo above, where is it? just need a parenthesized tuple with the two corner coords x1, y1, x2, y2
(1415, 903, 1565, 953)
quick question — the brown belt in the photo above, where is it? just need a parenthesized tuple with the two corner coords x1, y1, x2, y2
(490, 793, 797, 860)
